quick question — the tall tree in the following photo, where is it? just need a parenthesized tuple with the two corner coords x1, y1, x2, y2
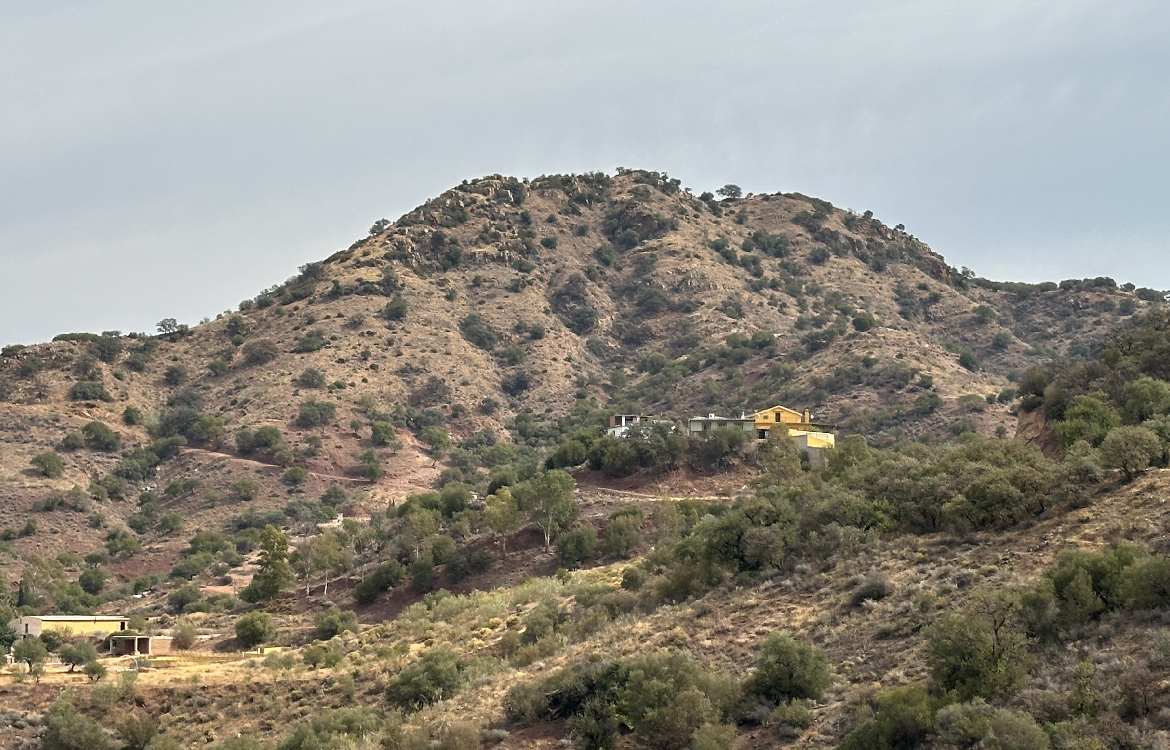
(243, 525, 292, 601)
(485, 488, 523, 558)
(514, 470, 578, 550)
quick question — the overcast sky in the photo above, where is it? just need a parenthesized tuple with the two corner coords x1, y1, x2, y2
(2, 0, 1168, 344)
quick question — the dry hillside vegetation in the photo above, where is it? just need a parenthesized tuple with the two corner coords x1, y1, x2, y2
(1, 170, 1168, 750)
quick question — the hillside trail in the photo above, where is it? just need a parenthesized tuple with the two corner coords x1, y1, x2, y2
(179, 446, 368, 483)
(580, 486, 729, 503)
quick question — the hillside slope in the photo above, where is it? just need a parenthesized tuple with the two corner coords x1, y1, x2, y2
(0, 170, 1157, 587)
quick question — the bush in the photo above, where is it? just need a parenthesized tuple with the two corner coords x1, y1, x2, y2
(504, 650, 736, 750)
(302, 640, 345, 669)
(927, 595, 1029, 701)
(848, 575, 893, 608)
(167, 584, 202, 613)
(172, 619, 198, 650)
(602, 515, 642, 558)
(380, 296, 408, 322)
(371, 421, 398, 447)
(41, 699, 116, 750)
(83, 421, 121, 451)
(282, 466, 308, 486)
(234, 612, 275, 647)
(296, 368, 326, 388)
(353, 560, 405, 604)
(293, 330, 326, 353)
(1121, 556, 1170, 610)
(839, 685, 936, 750)
(69, 381, 111, 401)
(1100, 425, 1162, 480)
(385, 647, 463, 710)
(295, 400, 336, 428)
(31, 451, 65, 478)
(241, 339, 279, 366)
(745, 632, 830, 704)
(687, 427, 748, 473)
(557, 525, 597, 568)
(315, 608, 359, 640)
(78, 567, 107, 594)
(122, 406, 144, 425)
(934, 699, 1049, 750)
(459, 314, 498, 350)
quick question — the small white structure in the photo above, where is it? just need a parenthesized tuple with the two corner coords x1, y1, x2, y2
(607, 414, 677, 438)
(607, 414, 645, 437)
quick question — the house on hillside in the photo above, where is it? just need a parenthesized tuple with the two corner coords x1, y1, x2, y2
(607, 414, 676, 438)
(10, 615, 129, 639)
(753, 404, 836, 467)
(686, 413, 757, 436)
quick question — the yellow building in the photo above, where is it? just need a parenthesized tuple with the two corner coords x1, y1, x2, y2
(11, 615, 129, 639)
(753, 405, 816, 438)
(753, 404, 836, 466)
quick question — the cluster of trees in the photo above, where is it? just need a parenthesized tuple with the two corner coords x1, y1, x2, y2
(842, 542, 1170, 748)
(1020, 309, 1170, 481)
(546, 423, 752, 478)
(504, 632, 827, 750)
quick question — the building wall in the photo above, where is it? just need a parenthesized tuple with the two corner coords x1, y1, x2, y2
(17, 618, 128, 638)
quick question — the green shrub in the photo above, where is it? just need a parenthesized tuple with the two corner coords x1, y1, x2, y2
(172, 619, 198, 650)
(926, 595, 1029, 701)
(295, 399, 336, 428)
(234, 611, 275, 647)
(385, 647, 463, 710)
(557, 525, 597, 568)
(282, 466, 308, 486)
(293, 330, 327, 353)
(353, 560, 405, 604)
(371, 421, 398, 447)
(240, 339, 279, 366)
(934, 699, 1049, 750)
(602, 515, 642, 558)
(82, 421, 121, 451)
(848, 575, 893, 608)
(31, 451, 66, 478)
(380, 295, 408, 322)
(1121, 556, 1170, 610)
(459, 314, 498, 350)
(839, 685, 936, 750)
(504, 650, 736, 750)
(302, 640, 345, 669)
(41, 699, 116, 750)
(69, 381, 111, 401)
(745, 632, 830, 704)
(1100, 425, 1162, 480)
(315, 608, 359, 640)
(296, 368, 326, 388)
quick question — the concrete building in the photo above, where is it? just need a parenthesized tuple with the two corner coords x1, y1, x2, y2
(11, 615, 129, 639)
(607, 414, 676, 438)
(607, 414, 645, 437)
(686, 413, 757, 436)
(109, 635, 173, 657)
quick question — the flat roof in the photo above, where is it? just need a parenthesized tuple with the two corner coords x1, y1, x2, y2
(110, 634, 171, 640)
(26, 615, 128, 621)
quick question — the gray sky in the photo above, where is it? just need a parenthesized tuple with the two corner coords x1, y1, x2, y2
(2, 0, 1168, 345)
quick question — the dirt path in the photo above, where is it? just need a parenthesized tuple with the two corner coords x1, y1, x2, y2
(180, 446, 370, 483)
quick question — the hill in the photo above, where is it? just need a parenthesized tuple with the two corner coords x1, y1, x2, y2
(2, 169, 1169, 750)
